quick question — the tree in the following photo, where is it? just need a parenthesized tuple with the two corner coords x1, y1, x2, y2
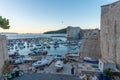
(104, 68, 113, 79)
(0, 16, 10, 29)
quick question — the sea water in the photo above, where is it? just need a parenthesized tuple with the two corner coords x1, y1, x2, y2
(6, 34, 80, 55)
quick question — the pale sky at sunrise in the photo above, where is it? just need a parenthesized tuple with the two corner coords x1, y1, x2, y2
(0, 0, 118, 33)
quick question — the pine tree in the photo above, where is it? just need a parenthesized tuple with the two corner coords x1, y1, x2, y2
(0, 16, 10, 29)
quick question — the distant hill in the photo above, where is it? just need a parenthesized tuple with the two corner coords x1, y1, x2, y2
(44, 28, 66, 34)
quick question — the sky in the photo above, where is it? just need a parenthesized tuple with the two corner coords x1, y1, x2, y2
(0, 0, 118, 33)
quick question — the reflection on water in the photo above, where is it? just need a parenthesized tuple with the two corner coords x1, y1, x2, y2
(45, 45, 80, 55)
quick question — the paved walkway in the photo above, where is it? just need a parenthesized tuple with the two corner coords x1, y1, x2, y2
(14, 73, 81, 80)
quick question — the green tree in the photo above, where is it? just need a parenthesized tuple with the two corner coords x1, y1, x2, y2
(0, 16, 10, 29)
(104, 68, 113, 78)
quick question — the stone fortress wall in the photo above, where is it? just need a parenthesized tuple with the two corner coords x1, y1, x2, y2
(101, 1, 120, 68)
(0, 35, 8, 77)
(67, 26, 81, 40)
(80, 29, 101, 59)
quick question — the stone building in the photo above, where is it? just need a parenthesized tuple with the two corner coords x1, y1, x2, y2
(100, 1, 120, 68)
(80, 29, 101, 59)
(67, 26, 81, 40)
(0, 35, 8, 77)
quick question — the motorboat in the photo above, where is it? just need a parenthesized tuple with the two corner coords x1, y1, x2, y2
(46, 57, 54, 65)
(8, 51, 20, 57)
(23, 56, 35, 62)
(32, 60, 48, 67)
(55, 54, 63, 59)
(32, 49, 41, 54)
(55, 60, 63, 70)
(32, 57, 54, 67)
(28, 52, 37, 56)
(35, 43, 41, 46)
(67, 53, 79, 57)
(83, 57, 98, 64)
(63, 44, 68, 46)
(8, 52, 15, 57)
(53, 44, 59, 48)
(46, 45, 51, 48)
(14, 58, 24, 64)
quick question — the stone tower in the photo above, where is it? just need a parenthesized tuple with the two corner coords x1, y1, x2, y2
(67, 26, 81, 40)
(101, 1, 120, 68)
(80, 29, 101, 59)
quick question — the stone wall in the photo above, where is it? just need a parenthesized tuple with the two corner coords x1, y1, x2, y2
(67, 26, 81, 40)
(80, 29, 101, 59)
(0, 35, 8, 76)
(101, 1, 120, 68)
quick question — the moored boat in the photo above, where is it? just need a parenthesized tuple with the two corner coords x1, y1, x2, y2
(55, 60, 63, 70)
(83, 57, 98, 64)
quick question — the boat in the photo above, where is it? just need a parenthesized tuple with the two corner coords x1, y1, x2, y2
(79, 74, 86, 79)
(36, 43, 41, 46)
(8, 51, 20, 57)
(70, 42, 76, 45)
(32, 60, 48, 67)
(46, 45, 51, 48)
(55, 60, 63, 70)
(32, 57, 54, 67)
(67, 53, 79, 57)
(14, 58, 24, 64)
(55, 54, 62, 59)
(23, 56, 35, 62)
(8, 52, 15, 57)
(83, 57, 98, 64)
(63, 44, 68, 46)
(45, 56, 54, 65)
(53, 44, 59, 48)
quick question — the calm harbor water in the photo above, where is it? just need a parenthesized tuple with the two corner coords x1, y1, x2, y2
(4, 33, 66, 39)
(6, 34, 81, 55)
(17, 43, 80, 55)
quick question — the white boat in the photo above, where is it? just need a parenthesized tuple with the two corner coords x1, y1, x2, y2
(32, 60, 48, 67)
(8, 51, 15, 56)
(15, 58, 24, 64)
(23, 56, 35, 62)
(83, 57, 98, 64)
(32, 56, 54, 67)
(67, 53, 79, 57)
(55, 60, 63, 70)
(45, 57, 54, 65)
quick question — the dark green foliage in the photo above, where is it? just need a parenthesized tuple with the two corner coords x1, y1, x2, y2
(44, 28, 66, 34)
(104, 68, 112, 77)
(0, 16, 10, 29)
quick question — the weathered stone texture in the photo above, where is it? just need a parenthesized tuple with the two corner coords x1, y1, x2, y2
(67, 26, 81, 40)
(0, 35, 8, 76)
(80, 29, 101, 59)
(101, 1, 120, 68)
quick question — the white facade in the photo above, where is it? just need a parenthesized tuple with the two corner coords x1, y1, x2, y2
(99, 59, 116, 72)
(0, 35, 8, 76)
